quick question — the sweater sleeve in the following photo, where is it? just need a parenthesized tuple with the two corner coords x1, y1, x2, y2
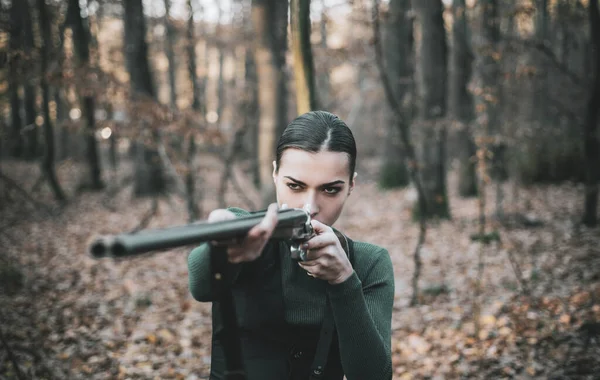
(187, 243, 214, 302)
(187, 207, 251, 302)
(326, 248, 395, 380)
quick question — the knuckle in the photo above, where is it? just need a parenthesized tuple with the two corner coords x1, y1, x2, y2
(208, 209, 235, 222)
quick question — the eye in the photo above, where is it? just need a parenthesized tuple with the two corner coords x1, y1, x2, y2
(323, 187, 341, 195)
(287, 183, 302, 191)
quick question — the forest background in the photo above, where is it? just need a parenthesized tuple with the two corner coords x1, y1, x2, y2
(1, 0, 600, 378)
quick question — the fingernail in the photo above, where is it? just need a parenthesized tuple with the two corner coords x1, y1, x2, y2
(281, 203, 288, 209)
(302, 243, 309, 249)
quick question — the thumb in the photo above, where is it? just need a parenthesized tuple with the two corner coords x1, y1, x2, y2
(310, 219, 332, 235)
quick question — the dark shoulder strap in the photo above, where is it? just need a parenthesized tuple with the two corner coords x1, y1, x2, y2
(309, 234, 354, 379)
(347, 237, 355, 264)
(333, 230, 355, 265)
(210, 244, 247, 380)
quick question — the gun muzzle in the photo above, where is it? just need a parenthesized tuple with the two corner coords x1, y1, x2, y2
(90, 236, 131, 258)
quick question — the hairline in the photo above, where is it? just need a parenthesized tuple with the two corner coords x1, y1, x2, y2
(275, 146, 355, 180)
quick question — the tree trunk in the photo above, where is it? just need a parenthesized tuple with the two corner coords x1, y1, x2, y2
(413, 0, 450, 219)
(185, 134, 200, 221)
(124, 0, 167, 197)
(557, 1, 571, 69)
(37, 0, 67, 203)
(124, 0, 156, 98)
(216, 4, 225, 124)
(473, 0, 502, 217)
(163, 0, 178, 109)
(22, 0, 38, 160)
(317, 0, 330, 107)
(252, 0, 289, 205)
(187, 0, 201, 112)
(184, 0, 201, 221)
(199, 7, 208, 119)
(245, 48, 261, 188)
(68, 0, 104, 190)
(373, 0, 428, 305)
(379, 0, 411, 189)
(217, 49, 225, 125)
(274, 1, 289, 140)
(582, 0, 600, 227)
(528, 0, 551, 180)
(451, 0, 477, 197)
(290, 0, 317, 114)
(8, 0, 23, 158)
(54, 88, 69, 161)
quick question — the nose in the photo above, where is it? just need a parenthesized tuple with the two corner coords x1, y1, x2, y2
(304, 192, 319, 218)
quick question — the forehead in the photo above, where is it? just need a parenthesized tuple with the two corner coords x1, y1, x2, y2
(279, 149, 350, 182)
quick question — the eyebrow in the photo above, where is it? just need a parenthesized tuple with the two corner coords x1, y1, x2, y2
(284, 176, 345, 187)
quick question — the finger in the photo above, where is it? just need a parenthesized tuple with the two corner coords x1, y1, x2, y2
(246, 203, 278, 239)
(310, 219, 333, 235)
(304, 233, 337, 251)
(227, 244, 247, 257)
(298, 259, 320, 268)
(298, 262, 314, 274)
(258, 203, 279, 232)
(261, 203, 279, 230)
(246, 225, 268, 240)
(227, 247, 245, 263)
(208, 209, 237, 223)
(228, 245, 261, 263)
(299, 262, 323, 277)
(280, 203, 289, 210)
(304, 247, 333, 262)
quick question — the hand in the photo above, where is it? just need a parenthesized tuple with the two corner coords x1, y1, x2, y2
(207, 203, 279, 264)
(298, 220, 354, 285)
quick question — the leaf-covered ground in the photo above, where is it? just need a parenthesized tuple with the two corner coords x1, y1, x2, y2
(1, 157, 599, 379)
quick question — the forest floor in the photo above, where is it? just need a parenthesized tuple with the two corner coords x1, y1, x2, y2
(1, 155, 599, 380)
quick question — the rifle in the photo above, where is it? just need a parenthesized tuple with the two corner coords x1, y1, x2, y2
(89, 207, 314, 260)
(88, 207, 314, 380)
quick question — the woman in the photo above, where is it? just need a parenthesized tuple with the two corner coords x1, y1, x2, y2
(188, 111, 394, 379)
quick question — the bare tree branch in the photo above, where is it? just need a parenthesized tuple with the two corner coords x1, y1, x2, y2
(506, 247, 530, 295)
(0, 170, 54, 215)
(229, 165, 258, 212)
(131, 197, 159, 233)
(372, 0, 428, 306)
(218, 124, 258, 211)
(503, 36, 585, 88)
(0, 326, 26, 380)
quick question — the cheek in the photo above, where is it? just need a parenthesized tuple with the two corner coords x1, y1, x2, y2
(317, 194, 347, 220)
(275, 185, 301, 206)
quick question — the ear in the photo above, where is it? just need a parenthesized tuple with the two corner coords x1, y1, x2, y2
(272, 161, 277, 183)
(349, 172, 357, 195)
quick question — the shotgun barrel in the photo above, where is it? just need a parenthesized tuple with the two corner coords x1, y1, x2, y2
(89, 208, 314, 259)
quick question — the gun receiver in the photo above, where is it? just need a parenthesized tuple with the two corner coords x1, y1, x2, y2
(89, 208, 314, 260)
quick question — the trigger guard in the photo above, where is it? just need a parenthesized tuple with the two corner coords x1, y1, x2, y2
(299, 249, 307, 262)
(290, 242, 308, 262)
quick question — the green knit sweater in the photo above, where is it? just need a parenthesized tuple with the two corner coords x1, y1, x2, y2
(187, 208, 394, 379)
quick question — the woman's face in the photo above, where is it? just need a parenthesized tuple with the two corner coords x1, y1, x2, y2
(273, 148, 355, 226)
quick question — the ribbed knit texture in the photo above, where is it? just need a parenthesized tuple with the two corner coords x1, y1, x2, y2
(187, 208, 394, 380)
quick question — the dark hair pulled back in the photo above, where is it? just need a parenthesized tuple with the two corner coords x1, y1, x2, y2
(275, 111, 357, 180)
